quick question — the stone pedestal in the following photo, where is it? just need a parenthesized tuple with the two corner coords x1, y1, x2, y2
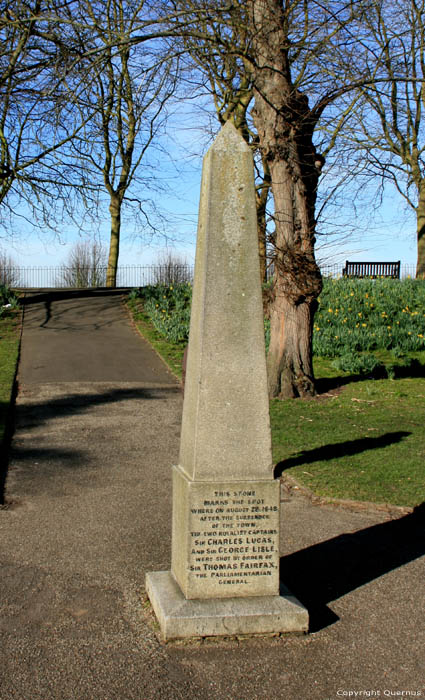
(146, 572, 308, 640)
(146, 122, 308, 640)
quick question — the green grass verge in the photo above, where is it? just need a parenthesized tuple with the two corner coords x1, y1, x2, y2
(272, 356, 425, 508)
(0, 312, 21, 443)
(127, 299, 424, 508)
(127, 299, 186, 379)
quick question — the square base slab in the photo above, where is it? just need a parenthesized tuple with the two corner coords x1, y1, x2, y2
(146, 571, 309, 641)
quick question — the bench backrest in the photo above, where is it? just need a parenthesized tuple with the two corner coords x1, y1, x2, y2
(342, 261, 401, 278)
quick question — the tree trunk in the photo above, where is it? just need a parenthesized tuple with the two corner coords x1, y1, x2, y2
(106, 195, 121, 287)
(249, 0, 322, 398)
(416, 183, 425, 279)
(267, 293, 317, 398)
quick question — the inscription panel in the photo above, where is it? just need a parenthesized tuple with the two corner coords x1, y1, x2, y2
(172, 468, 280, 598)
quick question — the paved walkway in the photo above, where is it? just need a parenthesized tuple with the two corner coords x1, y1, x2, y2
(0, 290, 423, 700)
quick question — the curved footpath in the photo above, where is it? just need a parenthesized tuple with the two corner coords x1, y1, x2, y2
(0, 290, 423, 700)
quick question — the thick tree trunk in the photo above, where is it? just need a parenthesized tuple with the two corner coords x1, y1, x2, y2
(267, 294, 317, 398)
(106, 195, 121, 287)
(416, 183, 425, 278)
(249, 0, 322, 398)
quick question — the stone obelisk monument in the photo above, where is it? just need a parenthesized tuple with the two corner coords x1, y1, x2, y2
(146, 122, 308, 640)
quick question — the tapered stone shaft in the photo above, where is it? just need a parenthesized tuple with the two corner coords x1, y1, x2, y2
(146, 122, 309, 639)
(171, 122, 277, 599)
(179, 120, 273, 483)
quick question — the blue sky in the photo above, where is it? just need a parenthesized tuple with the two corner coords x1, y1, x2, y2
(5, 168, 418, 274)
(3, 112, 419, 274)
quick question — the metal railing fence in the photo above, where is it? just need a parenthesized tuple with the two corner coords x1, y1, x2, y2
(2, 264, 195, 289)
(0, 262, 419, 289)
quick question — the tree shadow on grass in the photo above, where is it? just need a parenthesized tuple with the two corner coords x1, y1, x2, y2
(316, 358, 425, 393)
(315, 373, 366, 393)
(274, 431, 411, 478)
(280, 502, 425, 633)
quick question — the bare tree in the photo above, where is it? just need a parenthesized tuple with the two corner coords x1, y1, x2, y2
(65, 0, 180, 287)
(334, 0, 425, 278)
(153, 249, 192, 285)
(0, 249, 20, 287)
(0, 0, 98, 231)
(57, 238, 107, 288)
(245, 0, 323, 397)
(6, 0, 417, 397)
(0, 0, 206, 241)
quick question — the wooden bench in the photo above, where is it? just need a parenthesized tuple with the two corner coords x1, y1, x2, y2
(342, 261, 401, 279)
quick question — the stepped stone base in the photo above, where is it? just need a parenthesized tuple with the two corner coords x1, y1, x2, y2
(146, 571, 309, 641)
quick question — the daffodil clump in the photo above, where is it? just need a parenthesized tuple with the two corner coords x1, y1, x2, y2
(135, 282, 192, 343)
(313, 277, 425, 357)
(133, 277, 425, 361)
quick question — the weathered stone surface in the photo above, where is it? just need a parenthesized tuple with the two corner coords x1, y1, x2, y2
(146, 571, 309, 641)
(146, 122, 308, 638)
(171, 467, 280, 599)
(178, 121, 273, 483)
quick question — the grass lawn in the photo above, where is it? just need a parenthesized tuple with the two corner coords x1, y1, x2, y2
(272, 356, 425, 508)
(127, 298, 186, 379)
(0, 312, 21, 443)
(127, 298, 424, 509)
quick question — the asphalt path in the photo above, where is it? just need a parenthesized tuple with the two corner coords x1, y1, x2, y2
(0, 290, 423, 700)
(18, 289, 174, 383)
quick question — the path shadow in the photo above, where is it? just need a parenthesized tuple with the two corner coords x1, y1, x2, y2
(274, 431, 411, 478)
(15, 385, 181, 429)
(2, 445, 88, 502)
(280, 502, 425, 633)
(19, 288, 131, 307)
(0, 384, 180, 505)
(40, 298, 52, 328)
(21, 289, 131, 331)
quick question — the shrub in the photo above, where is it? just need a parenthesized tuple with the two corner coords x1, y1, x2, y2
(0, 284, 19, 305)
